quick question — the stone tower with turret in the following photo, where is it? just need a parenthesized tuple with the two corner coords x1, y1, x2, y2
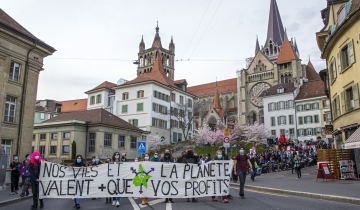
(137, 22, 175, 80)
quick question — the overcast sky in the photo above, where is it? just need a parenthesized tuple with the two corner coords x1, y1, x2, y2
(1, 0, 327, 101)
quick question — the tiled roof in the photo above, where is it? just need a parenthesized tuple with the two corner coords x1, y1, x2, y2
(295, 80, 326, 100)
(0, 9, 56, 52)
(187, 78, 237, 97)
(35, 106, 57, 113)
(60, 99, 88, 113)
(122, 54, 180, 90)
(276, 37, 298, 64)
(306, 61, 321, 81)
(86, 81, 117, 93)
(214, 109, 225, 118)
(174, 79, 186, 85)
(42, 109, 144, 132)
(259, 82, 296, 97)
(213, 90, 221, 109)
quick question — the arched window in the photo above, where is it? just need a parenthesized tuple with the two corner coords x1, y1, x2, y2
(166, 57, 170, 66)
(144, 55, 148, 66)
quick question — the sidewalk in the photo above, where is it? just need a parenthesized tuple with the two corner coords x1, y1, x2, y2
(230, 166, 360, 205)
(0, 186, 32, 207)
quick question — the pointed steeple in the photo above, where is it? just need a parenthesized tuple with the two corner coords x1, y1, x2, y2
(284, 28, 288, 39)
(169, 36, 175, 53)
(264, 0, 285, 47)
(139, 35, 145, 52)
(255, 36, 260, 54)
(276, 37, 298, 64)
(213, 79, 221, 109)
(152, 21, 162, 48)
(294, 37, 299, 56)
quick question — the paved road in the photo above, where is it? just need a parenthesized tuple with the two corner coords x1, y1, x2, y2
(1, 188, 358, 210)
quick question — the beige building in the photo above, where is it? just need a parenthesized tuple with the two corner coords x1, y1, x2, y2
(33, 109, 148, 163)
(316, 0, 360, 148)
(0, 9, 55, 163)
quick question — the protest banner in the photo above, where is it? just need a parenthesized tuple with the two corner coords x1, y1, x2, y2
(38, 160, 233, 199)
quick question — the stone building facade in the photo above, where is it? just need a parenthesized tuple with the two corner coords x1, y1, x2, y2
(0, 8, 55, 163)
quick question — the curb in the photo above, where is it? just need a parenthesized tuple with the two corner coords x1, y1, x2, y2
(0, 195, 32, 207)
(230, 183, 360, 206)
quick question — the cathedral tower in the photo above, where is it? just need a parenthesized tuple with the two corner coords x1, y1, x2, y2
(137, 22, 175, 80)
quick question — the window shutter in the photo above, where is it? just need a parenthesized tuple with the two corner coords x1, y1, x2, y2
(284, 116, 287, 125)
(313, 128, 317, 135)
(310, 116, 313, 123)
(336, 95, 341, 117)
(341, 91, 346, 113)
(135, 119, 138, 127)
(328, 61, 333, 82)
(304, 116, 307, 124)
(322, 100, 325, 108)
(337, 51, 342, 73)
(352, 83, 360, 109)
(323, 114, 326, 121)
(268, 103, 271, 111)
(332, 100, 336, 119)
(348, 39, 355, 65)
(153, 103, 155, 111)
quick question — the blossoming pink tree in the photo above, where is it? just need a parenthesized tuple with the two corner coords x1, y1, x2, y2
(193, 125, 211, 146)
(243, 122, 271, 145)
(147, 134, 167, 152)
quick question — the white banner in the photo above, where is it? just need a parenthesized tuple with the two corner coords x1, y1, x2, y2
(39, 160, 233, 199)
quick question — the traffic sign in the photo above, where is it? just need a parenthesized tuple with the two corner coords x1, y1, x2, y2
(223, 136, 230, 148)
(161, 136, 165, 142)
(138, 142, 146, 154)
(229, 147, 234, 152)
(224, 128, 231, 136)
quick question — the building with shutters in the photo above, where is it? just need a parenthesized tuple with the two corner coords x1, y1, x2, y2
(316, 0, 360, 148)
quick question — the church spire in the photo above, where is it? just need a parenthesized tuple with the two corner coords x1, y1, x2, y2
(255, 35, 260, 54)
(152, 21, 162, 48)
(169, 36, 175, 53)
(139, 35, 145, 52)
(213, 79, 221, 109)
(264, 0, 285, 47)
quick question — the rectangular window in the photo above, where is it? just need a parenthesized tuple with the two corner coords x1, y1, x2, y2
(33, 134, 36, 140)
(89, 133, 96, 152)
(188, 99, 192, 108)
(307, 128, 313, 136)
(62, 145, 69, 154)
(180, 96, 184, 105)
(289, 100, 294, 109)
(63, 132, 70, 139)
(178, 133, 182, 141)
(40, 113, 45, 120)
(305, 104, 311, 110)
(40, 134, 46, 140)
(173, 132, 178, 143)
(326, 113, 331, 121)
(51, 133, 58, 140)
(325, 100, 330, 107)
(122, 105, 128, 113)
(298, 117, 303, 125)
(313, 103, 319, 109)
(289, 129, 295, 139)
(279, 101, 284, 110)
(137, 103, 143, 111)
(4, 96, 17, 123)
(96, 94, 102, 104)
(108, 95, 115, 107)
(118, 135, 125, 148)
(289, 115, 294, 125)
(50, 146, 57, 154)
(274, 102, 278, 111)
(122, 92, 129, 100)
(104, 133, 112, 146)
(9, 62, 21, 82)
(137, 90, 144, 98)
(314, 115, 319, 123)
(171, 93, 176, 102)
(271, 130, 276, 136)
(271, 117, 275, 126)
(130, 136, 137, 149)
(346, 87, 354, 111)
(341, 43, 350, 69)
(90, 96, 95, 105)
(280, 129, 285, 135)
(128, 119, 138, 127)
(268, 103, 272, 112)
(39, 146, 45, 156)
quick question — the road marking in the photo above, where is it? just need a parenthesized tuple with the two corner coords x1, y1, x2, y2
(230, 187, 288, 197)
(166, 202, 172, 210)
(139, 198, 164, 208)
(128, 197, 140, 210)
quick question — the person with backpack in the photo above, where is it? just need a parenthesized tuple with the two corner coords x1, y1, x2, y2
(19, 154, 31, 197)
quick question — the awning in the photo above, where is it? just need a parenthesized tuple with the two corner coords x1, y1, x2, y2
(344, 127, 360, 149)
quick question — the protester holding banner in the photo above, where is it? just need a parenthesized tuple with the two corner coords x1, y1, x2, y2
(150, 152, 160, 162)
(233, 148, 253, 199)
(121, 153, 127, 162)
(104, 158, 113, 205)
(211, 150, 229, 203)
(182, 147, 199, 203)
(160, 149, 175, 203)
(111, 151, 122, 207)
(29, 151, 44, 210)
(19, 154, 31, 197)
(141, 153, 150, 205)
(177, 151, 186, 163)
(72, 155, 87, 209)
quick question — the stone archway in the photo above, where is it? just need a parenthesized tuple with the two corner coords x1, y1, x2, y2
(248, 111, 257, 125)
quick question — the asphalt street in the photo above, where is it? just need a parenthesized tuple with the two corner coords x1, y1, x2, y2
(1, 188, 358, 210)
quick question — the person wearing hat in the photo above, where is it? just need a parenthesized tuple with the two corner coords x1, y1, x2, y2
(19, 154, 31, 197)
(9, 154, 20, 195)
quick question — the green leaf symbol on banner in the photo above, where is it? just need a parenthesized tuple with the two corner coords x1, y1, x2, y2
(132, 164, 152, 189)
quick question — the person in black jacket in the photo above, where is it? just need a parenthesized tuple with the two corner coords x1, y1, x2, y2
(29, 151, 44, 210)
(72, 155, 87, 209)
(9, 154, 20, 195)
(177, 151, 186, 163)
(160, 149, 174, 203)
(182, 147, 198, 203)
